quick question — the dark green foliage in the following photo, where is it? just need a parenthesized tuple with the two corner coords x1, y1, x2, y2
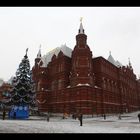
(8, 50, 36, 107)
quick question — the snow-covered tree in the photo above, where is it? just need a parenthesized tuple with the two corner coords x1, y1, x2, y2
(8, 48, 36, 108)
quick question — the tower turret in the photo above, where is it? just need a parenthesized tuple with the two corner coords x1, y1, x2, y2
(128, 57, 132, 70)
(35, 45, 42, 65)
(70, 19, 94, 87)
(76, 18, 87, 47)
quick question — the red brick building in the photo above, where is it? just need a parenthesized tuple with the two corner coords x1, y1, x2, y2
(32, 22, 140, 115)
(0, 82, 12, 110)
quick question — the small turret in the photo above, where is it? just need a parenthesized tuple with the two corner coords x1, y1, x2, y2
(128, 57, 132, 70)
(78, 17, 84, 34)
(70, 18, 93, 87)
(35, 45, 42, 65)
(37, 44, 41, 58)
(76, 18, 87, 47)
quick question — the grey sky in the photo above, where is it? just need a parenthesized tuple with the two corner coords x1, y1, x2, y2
(0, 7, 140, 81)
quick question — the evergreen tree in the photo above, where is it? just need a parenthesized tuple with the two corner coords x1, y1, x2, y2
(8, 48, 36, 108)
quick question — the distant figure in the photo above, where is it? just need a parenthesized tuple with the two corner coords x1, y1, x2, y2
(78, 114, 83, 126)
(13, 111, 16, 119)
(47, 113, 50, 122)
(118, 114, 121, 120)
(2, 110, 6, 120)
(103, 114, 106, 120)
(62, 113, 65, 119)
(138, 113, 140, 122)
(72, 114, 74, 119)
(72, 113, 77, 119)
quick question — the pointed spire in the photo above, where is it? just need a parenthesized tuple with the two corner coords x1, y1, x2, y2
(37, 44, 41, 58)
(128, 57, 130, 64)
(128, 57, 132, 69)
(78, 17, 84, 34)
(107, 51, 116, 66)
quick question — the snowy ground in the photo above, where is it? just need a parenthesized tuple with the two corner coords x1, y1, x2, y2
(0, 111, 140, 133)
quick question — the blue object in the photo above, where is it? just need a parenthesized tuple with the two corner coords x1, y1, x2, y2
(9, 106, 29, 119)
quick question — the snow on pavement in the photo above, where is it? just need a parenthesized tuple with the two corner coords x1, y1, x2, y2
(0, 111, 140, 133)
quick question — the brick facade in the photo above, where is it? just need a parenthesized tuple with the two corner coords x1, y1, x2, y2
(32, 22, 140, 115)
(0, 83, 12, 110)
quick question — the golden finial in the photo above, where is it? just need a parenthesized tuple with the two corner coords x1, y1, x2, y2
(80, 17, 83, 23)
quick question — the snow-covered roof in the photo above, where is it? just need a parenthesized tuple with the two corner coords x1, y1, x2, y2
(115, 60, 123, 67)
(108, 53, 116, 66)
(107, 52, 122, 68)
(41, 44, 72, 67)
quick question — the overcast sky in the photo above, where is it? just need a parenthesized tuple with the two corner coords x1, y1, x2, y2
(0, 7, 140, 81)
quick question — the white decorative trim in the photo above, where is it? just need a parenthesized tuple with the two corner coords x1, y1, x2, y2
(48, 100, 121, 106)
(77, 83, 90, 86)
(36, 99, 46, 104)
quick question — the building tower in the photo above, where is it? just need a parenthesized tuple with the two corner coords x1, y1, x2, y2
(32, 46, 48, 112)
(32, 45, 42, 87)
(70, 19, 94, 87)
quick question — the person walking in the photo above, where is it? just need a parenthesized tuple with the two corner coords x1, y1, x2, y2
(72, 113, 76, 119)
(13, 111, 16, 119)
(2, 110, 6, 120)
(78, 114, 83, 126)
(103, 114, 106, 120)
(47, 113, 50, 122)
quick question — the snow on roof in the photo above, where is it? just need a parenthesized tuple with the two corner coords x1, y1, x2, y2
(115, 60, 123, 67)
(41, 44, 72, 67)
(107, 53, 123, 68)
(77, 83, 90, 86)
(108, 53, 116, 66)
